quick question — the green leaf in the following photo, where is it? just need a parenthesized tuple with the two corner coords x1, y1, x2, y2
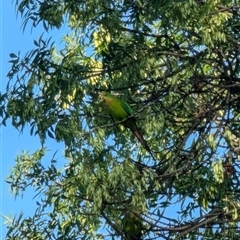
(9, 53, 18, 58)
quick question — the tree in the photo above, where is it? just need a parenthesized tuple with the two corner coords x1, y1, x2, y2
(1, 0, 240, 239)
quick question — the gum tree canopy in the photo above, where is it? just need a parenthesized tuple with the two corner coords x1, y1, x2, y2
(1, 0, 240, 239)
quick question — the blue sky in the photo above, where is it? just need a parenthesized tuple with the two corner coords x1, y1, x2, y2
(1, 1, 67, 237)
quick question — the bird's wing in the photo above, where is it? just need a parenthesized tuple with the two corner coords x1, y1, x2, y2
(120, 99, 133, 116)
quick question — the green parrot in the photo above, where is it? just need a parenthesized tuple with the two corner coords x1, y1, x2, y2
(122, 211, 143, 240)
(100, 92, 154, 159)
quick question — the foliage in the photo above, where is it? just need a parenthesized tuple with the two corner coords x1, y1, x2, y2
(1, 0, 240, 239)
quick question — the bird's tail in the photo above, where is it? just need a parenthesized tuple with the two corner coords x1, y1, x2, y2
(131, 127, 155, 160)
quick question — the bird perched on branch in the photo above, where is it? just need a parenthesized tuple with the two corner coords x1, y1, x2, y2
(100, 92, 155, 159)
(122, 211, 143, 240)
